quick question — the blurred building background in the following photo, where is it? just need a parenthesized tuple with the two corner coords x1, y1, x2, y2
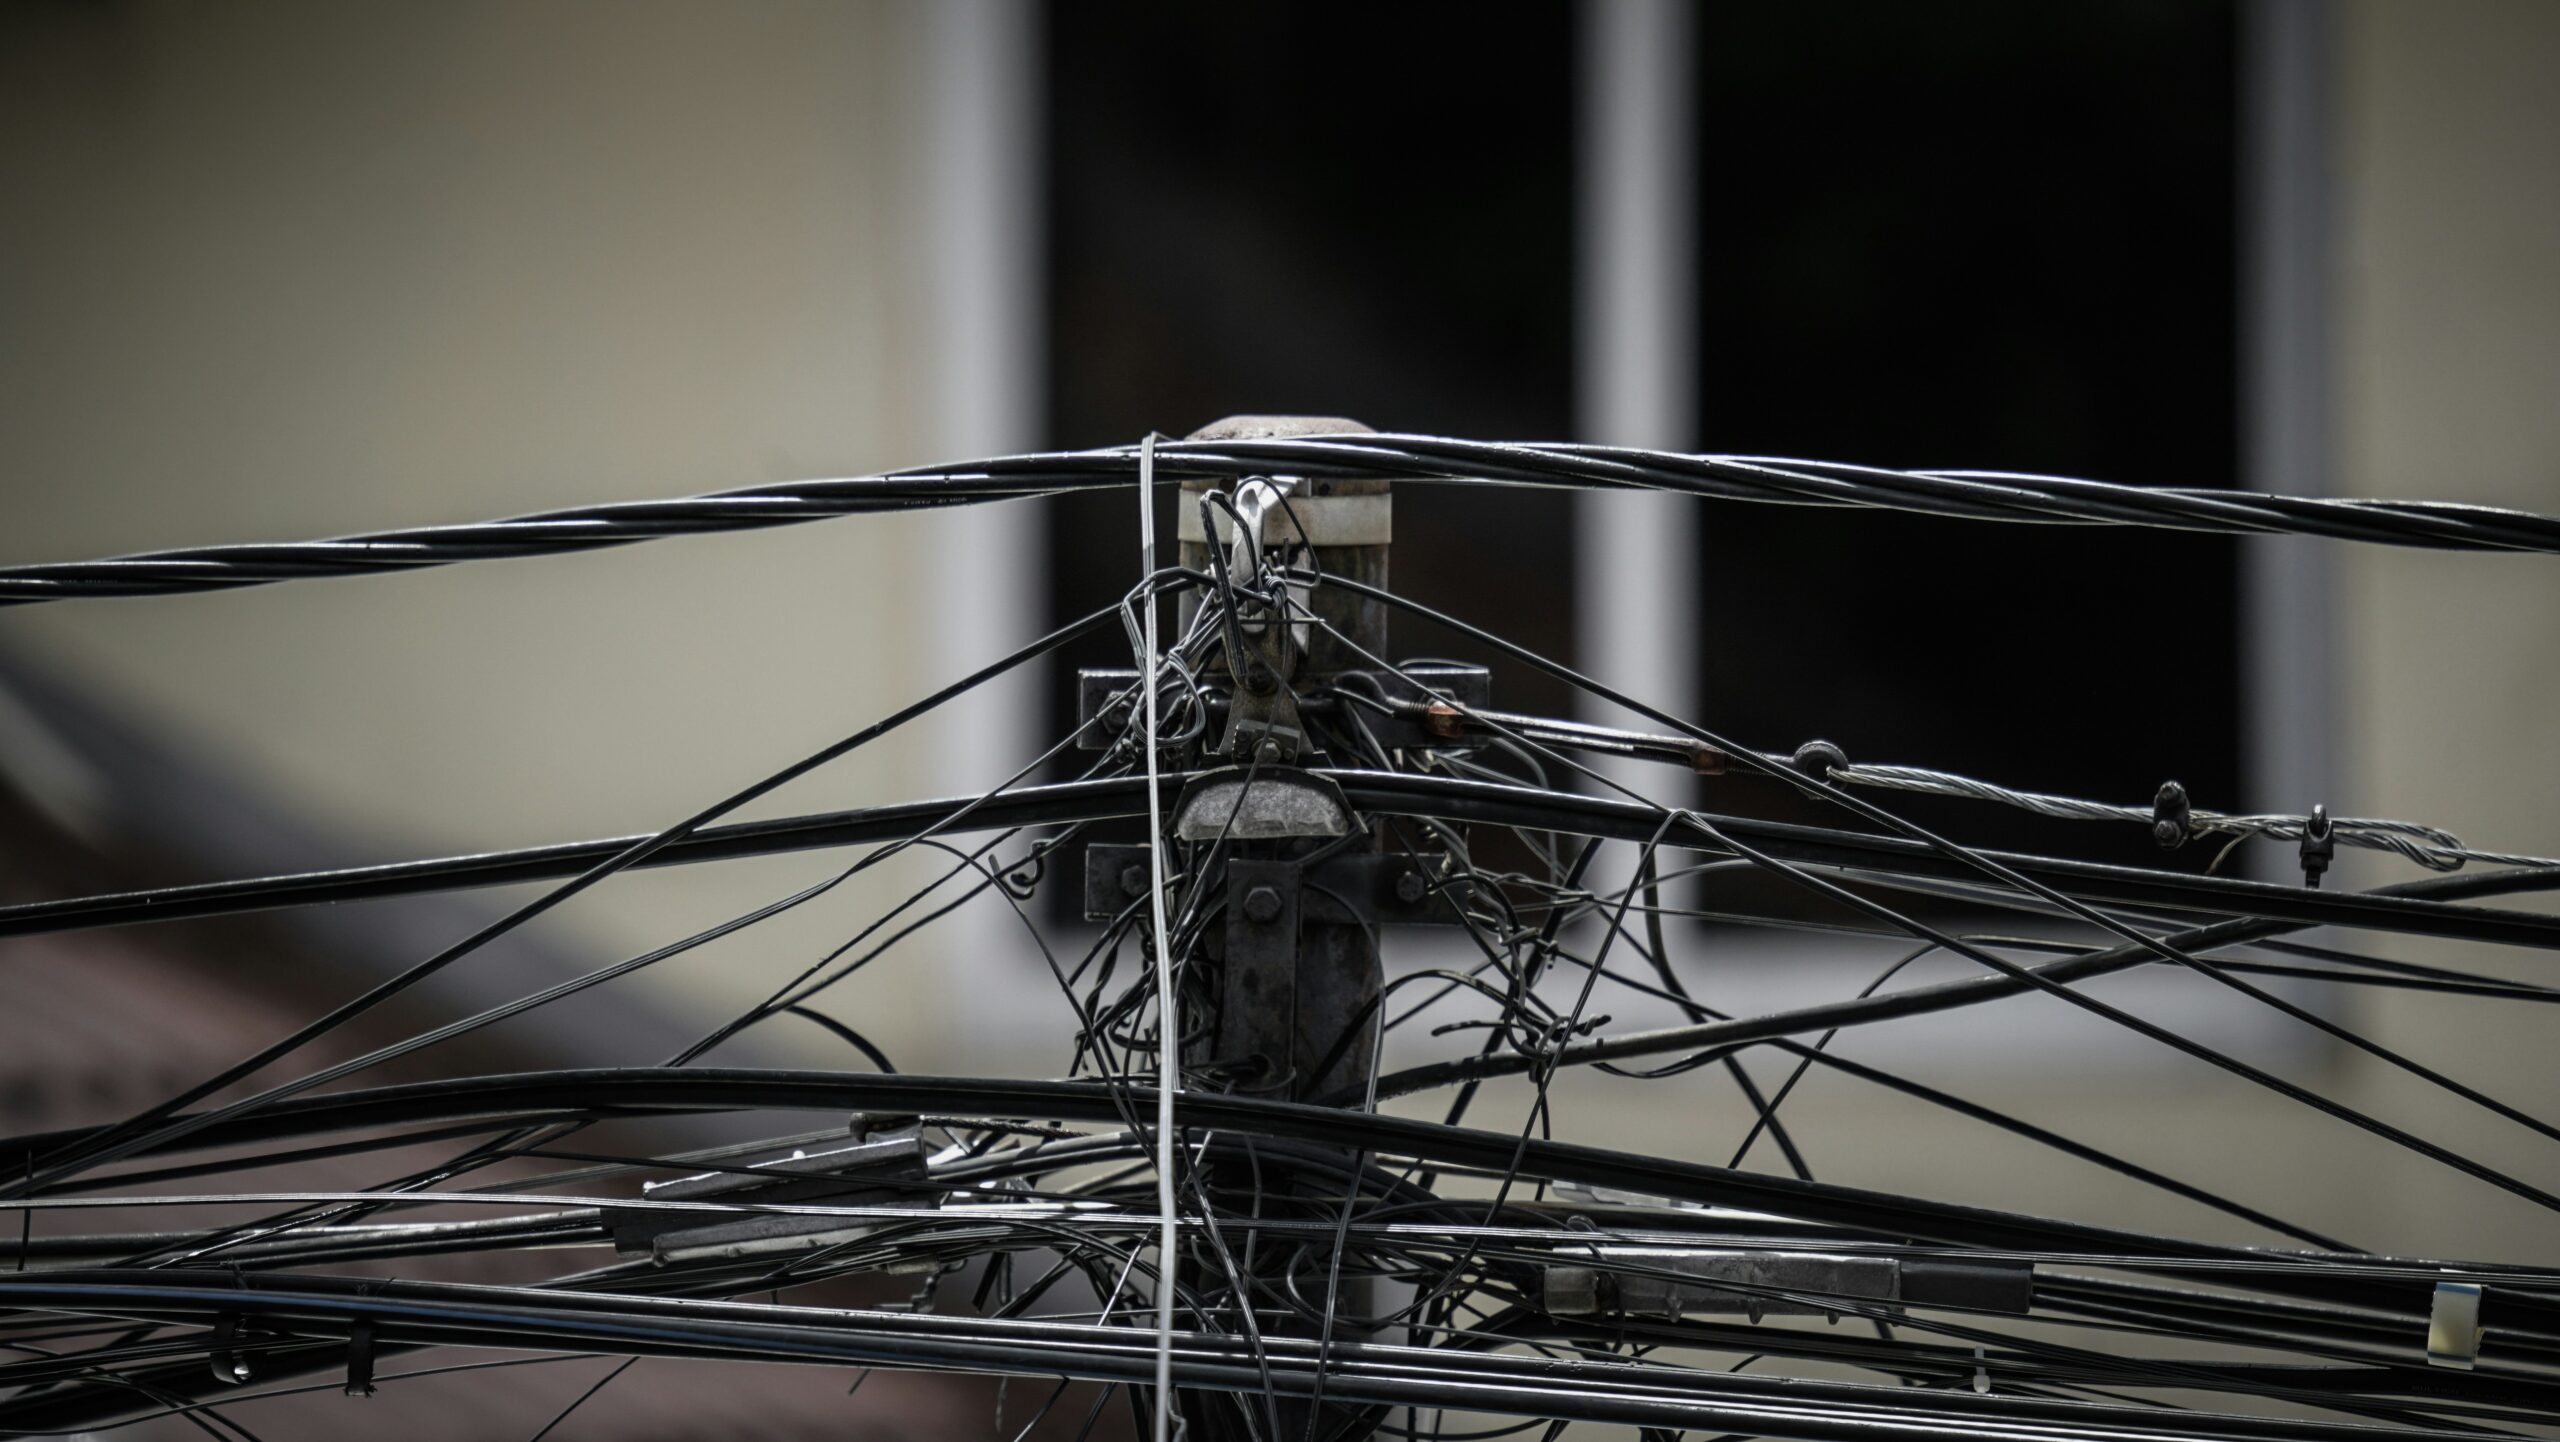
(2, 1, 2556, 1437)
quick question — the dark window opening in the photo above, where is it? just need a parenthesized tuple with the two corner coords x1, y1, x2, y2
(1041, 2, 1582, 906)
(1684, 0, 2243, 876)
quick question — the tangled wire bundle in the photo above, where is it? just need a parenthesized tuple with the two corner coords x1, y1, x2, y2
(4, 436, 2559, 1441)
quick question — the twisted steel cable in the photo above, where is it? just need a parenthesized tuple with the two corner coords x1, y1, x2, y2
(6, 434, 2559, 606)
(1820, 758, 2560, 872)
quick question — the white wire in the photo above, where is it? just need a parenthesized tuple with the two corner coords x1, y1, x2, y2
(1138, 431, 1178, 1442)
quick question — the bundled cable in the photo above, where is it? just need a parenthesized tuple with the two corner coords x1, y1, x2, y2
(7, 433, 2560, 606)
(5, 454, 2558, 1442)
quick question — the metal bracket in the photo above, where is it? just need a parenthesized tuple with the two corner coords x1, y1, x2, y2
(1220, 675, 1308, 763)
(1075, 663, 1494, 752)
(1084, 844, 1466, 926)
(1221, 857, 1301, 1092)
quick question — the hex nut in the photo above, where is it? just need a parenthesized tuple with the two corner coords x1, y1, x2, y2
(1242, 886, 1284, 923)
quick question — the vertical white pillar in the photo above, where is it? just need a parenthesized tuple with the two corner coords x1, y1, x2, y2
(1576, 0, 1701, 774)
(925, 0, 1047, 1047)
(2240, 0, 2334, 878)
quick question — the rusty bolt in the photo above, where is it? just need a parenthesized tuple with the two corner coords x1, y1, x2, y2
(1423, 701, 1465, 739)
(1119, 862, 1149, 899)
(1394, 869, 1428, 906)
(1241, 886, 1283, 923)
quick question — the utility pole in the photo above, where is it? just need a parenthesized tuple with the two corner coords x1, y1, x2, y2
(1182, 414, 1390, 1441)
(1089, 414, 1452, 1440)
(1176, 414, 1391, 1108)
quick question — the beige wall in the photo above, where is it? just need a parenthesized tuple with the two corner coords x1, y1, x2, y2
(0, 1, 1008, 1068)
(2337, 0, 2560, 865)
(2328, 0, 2560, 1255)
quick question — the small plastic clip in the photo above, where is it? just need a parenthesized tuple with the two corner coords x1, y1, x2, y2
(210, 1313, 251, 1385)
(2151, 781, 2191, 850)
(2300, 804, 2335, 888)
(1792, 739, 1845, 779)
(343, 1319, 378, 1397)
(2429, 1280, 2484, 1369)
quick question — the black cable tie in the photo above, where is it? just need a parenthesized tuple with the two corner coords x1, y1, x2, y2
(210, 1312, 251, 1385)
(2301, 804, 2335, 888)
(2151, 781, 2191, 850)
(344, 1318, 378, 1397)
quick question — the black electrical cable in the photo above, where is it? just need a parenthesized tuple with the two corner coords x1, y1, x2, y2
(1362, 860, 2560, 1100)
(0, 1270, 2502, 1442)
(13, 771, 2558, 956)
(13, 434, 2560, 1441)
(13, 1068, 2549, 1319)
(2, 584, 1180, 1200)
(8, 435, 2560, 607)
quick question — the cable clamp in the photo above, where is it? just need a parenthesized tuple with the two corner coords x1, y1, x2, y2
(2300, 804, 2335, 887)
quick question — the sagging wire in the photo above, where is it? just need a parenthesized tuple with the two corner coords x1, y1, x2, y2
(6, 595, 1141, 1200)
(1290, 568, 2560, 1213)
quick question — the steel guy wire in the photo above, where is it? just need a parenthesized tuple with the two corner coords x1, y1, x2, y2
(1814, 755, 2560, 873)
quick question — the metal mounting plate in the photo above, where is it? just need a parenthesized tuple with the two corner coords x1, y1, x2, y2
(1082, 844, 1467, 926)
